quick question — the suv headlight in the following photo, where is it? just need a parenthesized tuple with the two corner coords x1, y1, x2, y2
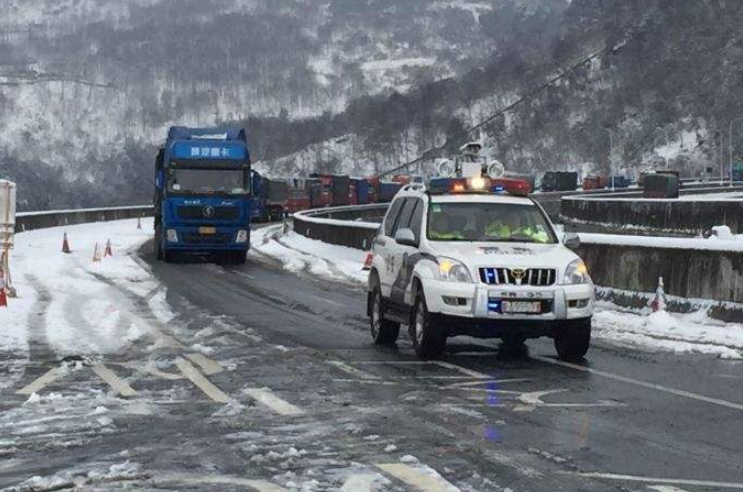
(438, 257, 473, 283)
(563, 259, 591, 285)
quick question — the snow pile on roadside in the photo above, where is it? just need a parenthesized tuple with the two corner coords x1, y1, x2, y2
(593, 303, 743, 359)
(251, 225, 369, 285)
(0, 218, 157, 367)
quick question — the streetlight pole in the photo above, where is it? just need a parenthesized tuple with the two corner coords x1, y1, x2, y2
(602, 127, 615, 191)
(729, 114, 743, 186)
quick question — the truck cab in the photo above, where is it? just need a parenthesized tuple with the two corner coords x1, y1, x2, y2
(154, 127, 252, 264)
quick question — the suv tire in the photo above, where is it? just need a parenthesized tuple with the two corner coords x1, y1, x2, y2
(411, 292, 446, 359)
(554, 317, 591, 361)
(369, 287, 400, 346)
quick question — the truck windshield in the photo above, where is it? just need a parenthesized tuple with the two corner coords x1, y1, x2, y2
(167, 169, 248, 195)
(427, 202, 557, 243)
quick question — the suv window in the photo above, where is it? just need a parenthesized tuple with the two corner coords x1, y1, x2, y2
(383, 198, 405, 237)
(408, 199, 424, 242)
(393, 199, 416, 237)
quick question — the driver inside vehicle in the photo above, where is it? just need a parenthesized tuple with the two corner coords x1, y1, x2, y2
(428, 212, 464, 240)
(484, 211, 550, 243)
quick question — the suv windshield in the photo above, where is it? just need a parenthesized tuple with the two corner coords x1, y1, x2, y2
(427, 202, 557, 243)
(167, 169, 248, 195)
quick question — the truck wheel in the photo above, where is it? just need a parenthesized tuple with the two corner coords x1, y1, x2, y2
(231, 251, 247, 265)
(411, 292, 446, 359)
(554, 317, 592, 361)
(163, 249, 176, 263)
(369, 287, 400, 346)
(154, 227, 163, 260)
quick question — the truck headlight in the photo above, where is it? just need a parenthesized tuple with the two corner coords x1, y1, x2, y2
(236, 230, 249, 243)
(166, 229, 178, 242)
(438, 257, 473, 283)
(563, 259, 591, 285)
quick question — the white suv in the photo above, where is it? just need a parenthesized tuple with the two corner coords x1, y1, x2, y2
(367, 180, 594, 360)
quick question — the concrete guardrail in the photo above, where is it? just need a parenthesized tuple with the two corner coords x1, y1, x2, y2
(560, 186, 743, 236)
(16, 205, 153, 233)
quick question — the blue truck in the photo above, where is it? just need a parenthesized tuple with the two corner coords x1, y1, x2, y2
(154, 126, 252, 264)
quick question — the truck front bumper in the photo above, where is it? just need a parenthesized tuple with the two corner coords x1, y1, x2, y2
(164, 226, 250, 252)
(423, 279, 594, 338)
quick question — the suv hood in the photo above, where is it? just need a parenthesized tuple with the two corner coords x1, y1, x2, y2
(429, 241, 580, 271)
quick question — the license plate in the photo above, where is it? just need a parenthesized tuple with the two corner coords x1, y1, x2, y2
(502, 301, 542, 314)
(198, 227, 216, 235)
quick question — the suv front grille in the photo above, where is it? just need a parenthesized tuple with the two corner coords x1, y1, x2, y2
(178, 206, 239, 221)
(479, 268, 556, 286)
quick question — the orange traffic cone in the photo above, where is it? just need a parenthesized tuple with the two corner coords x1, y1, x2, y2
(92, 243, 101, 263)
(650, 277, 667, 312)
(137, 217, 142, 230)
(62, 233, 72, 254)
(362, 253, 373, 271)
(104, 239, 113, 258)
(0, 268, 7, 308)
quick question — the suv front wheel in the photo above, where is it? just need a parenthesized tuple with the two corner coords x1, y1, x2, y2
(411, 292, 447, 359)
(369, 287, 400, 346)
(554, 317, 591, 361)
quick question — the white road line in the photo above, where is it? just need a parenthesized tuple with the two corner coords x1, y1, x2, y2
(160, 473, 289, 491)
(341, 473, 384, 492)
(244, 388, 304, 416)
(16, 367, 66, 396)
(445, 378, 531, 389)
(327, 360, 380, 380)
(433, 361, 491, 379)
(532, 355, 743, 413)
(175, 358, 231, 404)
(91, 362, 137, 397)
(377, 463, 461, 492)
(185, 353, 223, 375)
(567, 472, 743, 489)
(647, 486, 693, 492)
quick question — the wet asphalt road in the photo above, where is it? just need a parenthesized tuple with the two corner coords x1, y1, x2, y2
(1, 237, 743, 492)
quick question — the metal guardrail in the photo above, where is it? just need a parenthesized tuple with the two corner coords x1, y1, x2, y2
(16, 205, 153, 233)
(293, 204, 384, 250)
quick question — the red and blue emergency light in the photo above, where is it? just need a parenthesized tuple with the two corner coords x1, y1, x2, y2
(428, 177, 531, 197)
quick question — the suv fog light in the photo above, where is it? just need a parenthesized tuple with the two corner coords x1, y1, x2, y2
(236, 229, 249, 243)
(568, 298, 590, 309)
(166, 229, 178, 242)
(442, 296, 468, 306)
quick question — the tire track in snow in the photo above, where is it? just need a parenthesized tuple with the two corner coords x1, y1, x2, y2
(22, 275, 55, 363)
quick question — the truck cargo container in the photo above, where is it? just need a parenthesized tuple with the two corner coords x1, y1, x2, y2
(541, 171, 578, 192)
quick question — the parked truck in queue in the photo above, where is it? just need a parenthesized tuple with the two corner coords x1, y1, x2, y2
(366, 152, 595, 361)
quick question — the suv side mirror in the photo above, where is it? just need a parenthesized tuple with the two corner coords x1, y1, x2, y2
(563, 232, 580, 249)
(394, 228, 417, 247)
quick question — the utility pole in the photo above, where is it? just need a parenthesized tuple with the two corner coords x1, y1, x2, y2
(729, 114, 743, 185)
(602, 127, 615, 191)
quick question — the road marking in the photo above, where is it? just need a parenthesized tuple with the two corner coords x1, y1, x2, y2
(175, 358, 231, 403)
(433, 361, 490, 379)
(244, 388, 304, 416)
(647, 486, 693, 492)
(445, 379, 531, 389)
(160, 473, 289, 491)
(16, 367, 66, 396)
(327, 360, 380, 380)
(91, 362, 137, 397)
(185, 353, 223, 375)
(377, 463, 461, 492)
(355, 360, 490, 379)
(567, 472, 743, 489)
(532, 355, 743, 413)
(341, 473, 383, 492)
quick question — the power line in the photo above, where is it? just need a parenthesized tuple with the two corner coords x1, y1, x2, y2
(378, 39, 627, 178)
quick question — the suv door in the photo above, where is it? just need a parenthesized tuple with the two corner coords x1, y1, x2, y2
(376, 197, 406, 297)
(388, 198, 422, 306)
